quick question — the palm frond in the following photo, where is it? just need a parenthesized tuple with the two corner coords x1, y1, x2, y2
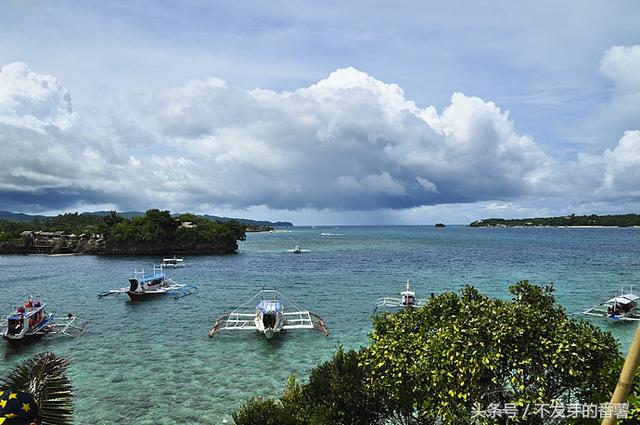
(1, 352, 74, 425)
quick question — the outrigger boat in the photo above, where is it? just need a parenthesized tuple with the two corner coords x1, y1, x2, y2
(374, 280, 426, 312)
(0, 295, 88, 345)
(208, 288, 329, 339)
(98, 265, 198, 300)
(162, 256, 185, 268)
(582, 286, 640, 322)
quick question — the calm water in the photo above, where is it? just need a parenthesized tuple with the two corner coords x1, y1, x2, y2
(1, 226, 639, 423)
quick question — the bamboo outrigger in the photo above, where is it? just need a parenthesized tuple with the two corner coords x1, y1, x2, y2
(0, 295, 88, 345)
(208, 288, 328, 339)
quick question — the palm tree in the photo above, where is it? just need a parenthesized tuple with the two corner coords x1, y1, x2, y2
(1, 352, 74, 425)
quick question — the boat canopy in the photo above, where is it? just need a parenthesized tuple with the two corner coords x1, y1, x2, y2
(257, 300, 282, 314)
(605, 294, 640, 305)
(135, 272, 165, 283)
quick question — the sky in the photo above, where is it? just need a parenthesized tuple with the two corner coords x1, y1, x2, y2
(0, 1, 639, 225)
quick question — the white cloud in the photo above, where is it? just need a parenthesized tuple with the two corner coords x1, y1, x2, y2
(416, 177, 438, 193)
(0, 62, 73, 131)
(600, 130, 640, 195)
(576, 44, 640, 144)
(150, 67, 556, 210)
(0, 60, 639, 218)
(600, 45, 640, 93)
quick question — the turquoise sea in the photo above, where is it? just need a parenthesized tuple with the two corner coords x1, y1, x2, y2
(1, 226, 640, 424)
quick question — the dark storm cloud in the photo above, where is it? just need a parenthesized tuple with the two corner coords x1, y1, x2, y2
(0, 188, 111, 212)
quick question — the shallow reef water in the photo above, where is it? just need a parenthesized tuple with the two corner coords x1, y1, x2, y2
(1, 226, 639, 423)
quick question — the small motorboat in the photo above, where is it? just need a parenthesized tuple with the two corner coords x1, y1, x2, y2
(162, 256, 185, 268)
(208, 288, 328, 339)
(374, 280, 427, 312)
(1, 295, 88, 345)
(286, 243, 310, 254)
(582, 286, 640, 322)
(98, 265, 198, 300)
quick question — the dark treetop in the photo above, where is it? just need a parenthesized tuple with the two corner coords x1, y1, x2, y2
(470, 213, 640, 227)
(0, 209, 247, 255)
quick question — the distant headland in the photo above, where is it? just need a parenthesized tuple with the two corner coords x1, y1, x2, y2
(0, 210, 292, 255)
(470, 213, 640, 228)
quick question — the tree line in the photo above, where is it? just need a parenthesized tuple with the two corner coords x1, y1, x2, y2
(0, 210, 246, 254)
(471, 213, 640, 227)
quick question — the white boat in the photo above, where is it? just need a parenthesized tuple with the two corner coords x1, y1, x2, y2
(286, 243, 310, 254)
(162, 256, 185, 268)
(208, 288, 329, 339)
(98, 265, 198, 300)
(583, 286, 640, 322)
(374, 280, 426, 312)
(1, 295, 88, 345)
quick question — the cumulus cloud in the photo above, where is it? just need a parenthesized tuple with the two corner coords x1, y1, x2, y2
(595, 131, 640, 197)
(0, 61, 639, 215)
(578, 44, 640, 142)
(0, 62, 73, 131)
(600, 45, 640, 93)
(151, 67, 554, 210)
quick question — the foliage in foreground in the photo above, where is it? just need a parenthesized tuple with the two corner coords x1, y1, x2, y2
(233, 348, 386, 425)
(2, 352, 74, 425)
(234, 281, 626, 425)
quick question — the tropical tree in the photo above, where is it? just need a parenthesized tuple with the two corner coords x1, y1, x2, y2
(361, 281, 621, 424)
(1, 353, 74, 425)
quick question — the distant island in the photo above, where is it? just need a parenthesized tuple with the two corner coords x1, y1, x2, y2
(0, 210, 293, 227)
(470, 213, 640, 228)
(0, 209, 285, 255)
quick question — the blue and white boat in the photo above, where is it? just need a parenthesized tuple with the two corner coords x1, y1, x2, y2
(374, 280, 427, 312)
(583, 286, 640, 322)
(1, 295, 87, 345)
(97, 265, 198, 300)
(209, 288, 328, 339)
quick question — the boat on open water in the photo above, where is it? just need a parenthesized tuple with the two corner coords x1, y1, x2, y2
(0, 295, 88, 345)
(162, 256, 185, 268)
(208, 288, 328, 339)
(98, 265, 197, 300)
(582, 286, 640, 322)
(286, 243, 310, 254)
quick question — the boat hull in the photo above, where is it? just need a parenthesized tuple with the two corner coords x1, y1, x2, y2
(126, 291, 165, 301)
(263, 328, 276, 339)
(3, 332, 44, 346)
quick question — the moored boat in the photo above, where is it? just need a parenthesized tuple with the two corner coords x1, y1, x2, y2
(97, 265, 198, 300)
(582, 286, 640, 322)
(1, 295, 87, 345)
(208, 288, 328, 339)
(374, 280, 427, 312)
(162, 256, 185, 268)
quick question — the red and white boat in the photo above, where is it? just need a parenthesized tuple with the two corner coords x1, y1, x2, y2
(1, 295, 87, 345)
